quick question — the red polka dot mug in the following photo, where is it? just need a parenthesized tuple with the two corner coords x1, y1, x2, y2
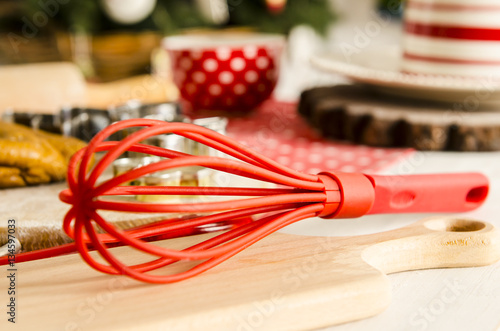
(163, 33, 285, 113)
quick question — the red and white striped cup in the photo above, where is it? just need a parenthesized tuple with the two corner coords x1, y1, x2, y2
(402, 0, 500, 77)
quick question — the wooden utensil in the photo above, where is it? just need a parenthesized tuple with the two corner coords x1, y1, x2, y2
(1, 216, 498, 330)
(0, 62, 87, 113)
(0, 62, 178, 114)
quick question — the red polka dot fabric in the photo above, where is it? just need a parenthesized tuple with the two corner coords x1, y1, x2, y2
(226, 100, 415, 174)
(169, 45, 281, 112)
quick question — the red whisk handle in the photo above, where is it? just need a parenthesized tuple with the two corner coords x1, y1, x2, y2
(367, 172, 489, 215)
(317, 172, 489, 219)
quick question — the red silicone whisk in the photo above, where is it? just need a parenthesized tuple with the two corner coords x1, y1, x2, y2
(59, 118, 489, 284)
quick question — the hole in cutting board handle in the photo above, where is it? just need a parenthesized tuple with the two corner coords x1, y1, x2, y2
(424, 218, 486, 232)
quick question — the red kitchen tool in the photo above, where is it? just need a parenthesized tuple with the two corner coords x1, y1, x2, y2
(58, 119, 488, 283)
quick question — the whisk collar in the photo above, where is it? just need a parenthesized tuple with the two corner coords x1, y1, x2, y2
(317, 172, 375, 219)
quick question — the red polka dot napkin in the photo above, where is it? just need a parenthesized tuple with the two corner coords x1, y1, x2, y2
(226, 100, 414, 174)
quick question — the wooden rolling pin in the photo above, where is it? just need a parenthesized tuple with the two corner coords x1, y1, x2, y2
(0, 62, 178, 114)
(0, 62, 86, 114)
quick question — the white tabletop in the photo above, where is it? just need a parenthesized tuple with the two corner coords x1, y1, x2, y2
(281, 151, 500, 331)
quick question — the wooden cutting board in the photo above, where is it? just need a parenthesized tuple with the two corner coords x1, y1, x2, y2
(1, 216, 499, 330)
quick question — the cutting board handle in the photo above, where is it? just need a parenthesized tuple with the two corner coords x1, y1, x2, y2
(362, 216, 500, 275)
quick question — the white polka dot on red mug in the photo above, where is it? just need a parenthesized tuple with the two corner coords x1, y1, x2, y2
(163, 33, 285, 113)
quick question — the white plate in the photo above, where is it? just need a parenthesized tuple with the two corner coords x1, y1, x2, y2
(310, 47, 500, 110)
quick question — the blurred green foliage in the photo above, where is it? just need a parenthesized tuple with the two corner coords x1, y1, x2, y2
(16, 0, 334, 35)
(229, 0, 334, 35)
